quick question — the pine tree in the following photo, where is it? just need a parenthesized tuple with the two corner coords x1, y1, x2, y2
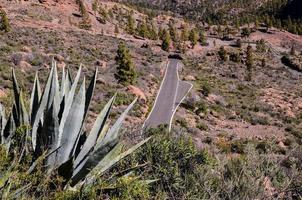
(161, 29, 171, 52)
(147, 21, 158, 40)
(78, 0, 87, 17)
(199, 31, 207, 46)
(246, 45, 254, 81)
(0, 9, 10, 32)
(217, 25, 222, 37)
(236, 39, 242, 48)
(254, 18, 259, 30)
(137, 20, 148, 38)
(256, 39, 266, 53)
(261, 58, 266, 68)
(181, 24, 189, 41)
(235, 18, 240, 31)
(77, 0, 91, 29)
(189, 29, 198, 48)
(115, 42, 137, 85)
(158, 26, 165, 40)
(127, 13, 135, 35)
(241, 27, 251, 38)
(92, 0, 98, 16)
(114, 24, 119, 36)
(218, 46, 227, 61)
(290, 44, 296, 56)
(168, 21, 177, 42)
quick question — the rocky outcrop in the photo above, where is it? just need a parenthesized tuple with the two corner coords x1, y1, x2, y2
(127, 85, 147, 103)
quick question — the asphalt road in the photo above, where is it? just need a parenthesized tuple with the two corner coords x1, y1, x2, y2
(143, 59, 193, 131)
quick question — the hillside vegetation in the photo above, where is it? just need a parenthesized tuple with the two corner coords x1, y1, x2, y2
(0, 0, 301, 199)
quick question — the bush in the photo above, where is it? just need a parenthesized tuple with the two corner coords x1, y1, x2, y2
(117, 128, 302, 199)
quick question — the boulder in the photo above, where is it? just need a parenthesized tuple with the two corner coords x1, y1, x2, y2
(0, 89, 7, 98)
(18, 61, 32, 71)
(57, 62, 66, 69)
(21, 46, 32, 53)
(47, 53, 65, 62)
(96, 77, 107, 85)
(95, 60, 107, 70)
(127, 85, 147, 103)
(184, 75, 196, 81)
(11, 52, 27, 66)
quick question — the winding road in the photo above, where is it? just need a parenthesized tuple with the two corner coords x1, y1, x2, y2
(143, 59, 193, 131)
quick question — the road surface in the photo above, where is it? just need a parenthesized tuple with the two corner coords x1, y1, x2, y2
(143, 59, 193, 131)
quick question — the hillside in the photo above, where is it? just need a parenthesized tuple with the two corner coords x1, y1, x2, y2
(0, 0, 301, 199)
(117, 0, 302, 34)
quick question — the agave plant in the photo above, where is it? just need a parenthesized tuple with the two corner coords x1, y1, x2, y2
(0, 61, 149, 187)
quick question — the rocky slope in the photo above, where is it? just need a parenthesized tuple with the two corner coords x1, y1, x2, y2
(0, 0, 302, 148)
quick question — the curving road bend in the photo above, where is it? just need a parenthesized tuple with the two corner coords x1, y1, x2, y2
(143, 59, 193, 131)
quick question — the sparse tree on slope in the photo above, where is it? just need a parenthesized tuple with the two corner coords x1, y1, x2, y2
(0, 8, 10, 32)
(189, 29, 198, 48)
(115, 42, 137, 85)
(246, 45, 254, 81)
(161, 29, 171, 52)
(218, 46, 227, 61)
(92, 0, 98, 16)
(127, 12, 136, 35)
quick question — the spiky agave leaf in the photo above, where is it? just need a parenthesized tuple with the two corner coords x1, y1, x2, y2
(0, 104, 6, 144)
(36, 102, 59, 168)
(31, 66, 55, 150)
(29, 72, 41, 121)
(72, 67, 98, 162)
(32, 63, 61, 150)
(56, 78, 86, 166)
(70, 98, 137, 185)
(2, 113, 15, 150)
(73, 137, 151, 186)
(57, 65, 82, 148)
(17, 90, 29, 126)
(73, 94, 116, 169)
(85, 67, 98, 115)
(11, 68, 20, 113)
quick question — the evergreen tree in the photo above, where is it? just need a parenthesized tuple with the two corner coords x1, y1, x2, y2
(261, 58, 266, 68)
(241, 27, 251, 38)
(246, 45, 254, 81)
(161, 29, 171, 52)
(218, 46, 227, 61)
(0, 9, 10, 32)
(147, 22, 158, 40)
(256, 39, 266, 53)
(76, 0, 91, 29)
(217, 25, 223, 37)
(235, 18, 240, 31)
(78, 0, 87, 17)
(236, 39, 242, 48)
(189, 29, 198, 48)
(127, 13, 135, 35)
(114, 24, 119, 36)
(290, 44, 296, 56)
(158, 26, 165, 40)
(199, 31, 207, 46)
(168, 21, 177, 42)
(254, 18, 259, 30)
(181, 24, 189, 41)
(115, 42, 137, 85)
(137, 20, 148, 38)
(92, 0, 98, 16)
